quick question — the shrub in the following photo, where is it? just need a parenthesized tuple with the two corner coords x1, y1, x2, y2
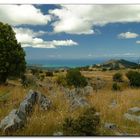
(66, 69, 88, 88)
(62, 107, 100, 136)
(31, 69, 39, 76)
(21, 75, 36, 87)
(126, 71, 140, 87)
(112, 82, 121, 91)
(56, 75, 67, 86)
(46, 71, 53, 77)
(113, 72, 123, 82)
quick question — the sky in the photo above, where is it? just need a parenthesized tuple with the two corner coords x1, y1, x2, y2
(1, 4, 140, 60)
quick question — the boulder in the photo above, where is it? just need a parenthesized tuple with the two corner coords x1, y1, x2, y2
(70, 97, 89, 110)
(128, 107, 140, 115)
(104, 123, 116, 130)
(84, 86, 93, 95)
(25, 90, 37, 105)
(124, 113, 140, 123)
(18, 99, 33, 115)
(37, 93, 51, 110)
(0, 109, 26, 133)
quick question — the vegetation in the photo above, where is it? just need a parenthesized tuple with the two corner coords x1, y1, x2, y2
(0, 22, 26, 84)
(126, 71, 140, 87)
(113, 72, 123, 82)
(66, 69, 88, 87)
(63, 107, 100, 136)
(112, 82, 121, 91)
(46, 71, 53, 77)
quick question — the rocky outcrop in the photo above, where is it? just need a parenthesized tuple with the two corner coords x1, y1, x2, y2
(0, 90, 51, 133)
(124, 107, 140, 124)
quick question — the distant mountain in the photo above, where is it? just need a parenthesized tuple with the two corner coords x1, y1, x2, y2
(95, 59, 138, 69)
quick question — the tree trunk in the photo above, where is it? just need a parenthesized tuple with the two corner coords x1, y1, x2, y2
(0, 73, 7, 84)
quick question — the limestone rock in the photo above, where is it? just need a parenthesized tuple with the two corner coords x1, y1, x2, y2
(53, 131, 63, 136)
(128, 107, 140, 114)
(37, 93, 51, 110)
(124, 113, 140, 123)
(0, 109, 26, 133)
(104, 123, 116, 130)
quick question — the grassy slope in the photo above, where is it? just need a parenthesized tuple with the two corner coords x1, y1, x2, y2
(0, 69, 140, 135)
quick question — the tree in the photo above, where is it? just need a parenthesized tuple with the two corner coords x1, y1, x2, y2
(126, 71, 140, 87)
(113, 72, 123, 82)
(0, 22, 26, 84)
(66, 69, 88, 88)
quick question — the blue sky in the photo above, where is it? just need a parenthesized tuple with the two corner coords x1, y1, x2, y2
(1, 4, 140, 60)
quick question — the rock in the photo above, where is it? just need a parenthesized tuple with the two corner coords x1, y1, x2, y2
(70, 97, 89, 110)
(18, 99, 33, 115)
(0, 109, 26, 133)
(128, 107, 140, 114)
(109, 100, 117, 108)
(124, 113, 140, 123)
(104, 123, 116, 130)
(37, 93, 51, 110)
(53, 131, 63, 136)
(25, 90, 37, 105)
(84, 86, 93, 95)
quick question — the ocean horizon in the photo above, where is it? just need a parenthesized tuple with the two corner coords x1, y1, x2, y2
(26, 58, 139, 68)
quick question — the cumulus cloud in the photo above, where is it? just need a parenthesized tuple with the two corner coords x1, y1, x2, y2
(136, 40, 140, 44)
(14, 27, 78, 48)
(118, 32, 139, 39)
(49, 5, 140, 34)
(0, 5, 51, 25)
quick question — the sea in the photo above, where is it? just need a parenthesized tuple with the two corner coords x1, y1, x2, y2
(27, 59, 106, 68)
(26, 57, 139, 68)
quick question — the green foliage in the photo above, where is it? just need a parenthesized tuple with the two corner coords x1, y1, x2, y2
(56, 75, 67, 86)
(113, 72, 123, 82)
(126, 71, 140, 87)
(46, 71, 53, 77)
(112, 82, 121, 91)
(66, 69, 88, 88)
(62, 107, 100, 136)
(0, 22, 26, 84)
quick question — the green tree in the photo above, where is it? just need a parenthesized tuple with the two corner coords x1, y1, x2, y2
(0, 22, 26, 84)
(113, 72, 123, 82)
(66, 69, 88, 88)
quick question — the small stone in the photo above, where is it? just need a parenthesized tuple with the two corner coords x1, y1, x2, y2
(128, 107, 140, 114)
(104, 123, 116, 130)
(53, 131, 63, 136)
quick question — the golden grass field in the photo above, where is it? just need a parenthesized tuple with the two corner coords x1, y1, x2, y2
(0, 69, 140, 136)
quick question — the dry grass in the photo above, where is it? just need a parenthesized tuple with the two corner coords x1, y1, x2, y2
(0, 69, 140, 135)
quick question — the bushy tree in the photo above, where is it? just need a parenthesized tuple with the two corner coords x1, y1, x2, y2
(113, 72, 123, 82)
(112, 82, 121, 91)
(126, 71, 140, 87)
(66, 69, 87, 88)
(0, 22, 26, 84)
(63, 107, 100, 136)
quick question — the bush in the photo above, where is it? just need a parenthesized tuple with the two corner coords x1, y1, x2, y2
(112, 82, 121, 91)
(126, 71, 140, 87)
(66, 69, 88, 88)
(46, 71, 53, 77)
(113, 72, 123, 82)
(62, 107, 100, 136)
(56, 75, 67, 86)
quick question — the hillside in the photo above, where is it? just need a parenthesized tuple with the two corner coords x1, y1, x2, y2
(100, 59, 138, 69)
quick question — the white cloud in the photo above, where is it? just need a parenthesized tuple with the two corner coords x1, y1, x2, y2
(49, 5, 140, 34)
(118, 32, 139, 39)
(14, 27, 78, 48)
(0, 5, 51, 25)
(136, 40, 140, 44)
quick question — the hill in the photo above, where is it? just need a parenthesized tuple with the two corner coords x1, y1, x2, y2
(95, 59, 138, 69)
